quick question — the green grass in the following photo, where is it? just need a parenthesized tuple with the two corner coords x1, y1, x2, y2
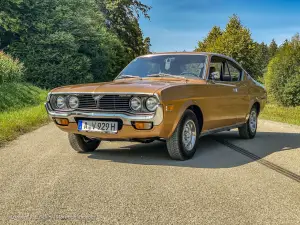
(261, 104, 300, 126)
(0, 104, 50, 145)
(0, 82, 48, 112)
(0, 83, 50, 146)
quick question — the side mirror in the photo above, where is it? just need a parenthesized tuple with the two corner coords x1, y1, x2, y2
(209, 72, 219, 80)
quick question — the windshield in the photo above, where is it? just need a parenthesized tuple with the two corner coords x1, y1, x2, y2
(117, 54, 207, 79)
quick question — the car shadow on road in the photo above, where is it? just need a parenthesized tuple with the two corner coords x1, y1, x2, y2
(87, 131, 300, 168)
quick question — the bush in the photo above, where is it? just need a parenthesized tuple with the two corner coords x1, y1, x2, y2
(281, 75, 300, 106)
(2, 0, 132, 89)
(0, 82, 48, 112)
(264, 35, 300, 106)
(0, 51, 24, 84)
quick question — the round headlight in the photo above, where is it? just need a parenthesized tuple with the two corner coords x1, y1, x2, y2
(130, 97, 142, 111)
(68, 96, 79, 109)
(145, 97, 159, 111)
(56, 96, 66, 109)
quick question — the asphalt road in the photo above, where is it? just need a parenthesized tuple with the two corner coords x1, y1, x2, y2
(0, 119, 300, 224)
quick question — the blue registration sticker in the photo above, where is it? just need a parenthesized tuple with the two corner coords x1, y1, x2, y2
(78, 120, 82, 131)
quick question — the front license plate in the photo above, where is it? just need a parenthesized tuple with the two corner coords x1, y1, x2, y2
(78, 120, 118, 133)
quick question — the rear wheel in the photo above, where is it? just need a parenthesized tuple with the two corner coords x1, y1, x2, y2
(68, 133, 101, 153)
(166, 110, 200, 160)
(238, 106, 257, 139)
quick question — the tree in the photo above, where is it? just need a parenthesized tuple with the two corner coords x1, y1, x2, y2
(195, 15, 261, 77)
(195, 26, 222, 52)
(268, 39, 278, 58)
(143, 37, 151, 54)
(0, 0, 150, 88)
(253, 42, 269, 77)
(264, 34, 300, 106)
(97, 0, 151, 58)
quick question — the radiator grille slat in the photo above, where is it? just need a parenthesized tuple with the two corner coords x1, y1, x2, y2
(77, 94, 131, 112)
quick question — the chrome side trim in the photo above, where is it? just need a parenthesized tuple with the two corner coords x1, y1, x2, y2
(45, 103, 164, 126)
(206, 80, 238, 88)
(200, 123, 245, 137)
(211, 82, 236, 87)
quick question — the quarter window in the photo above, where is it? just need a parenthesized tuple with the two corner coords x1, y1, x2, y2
(209, 56, 242, 82)
(227, 61, 242, 81)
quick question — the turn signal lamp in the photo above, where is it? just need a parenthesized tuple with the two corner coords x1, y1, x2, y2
(166, 105, 174, 112)
(133, 122, 153, 130)
(54, 118, 69, 126)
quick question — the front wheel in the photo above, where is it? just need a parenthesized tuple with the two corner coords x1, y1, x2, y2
(68, 133, 101, 153)
(238, 106, 258, 139)
(166, 110, 200, 160)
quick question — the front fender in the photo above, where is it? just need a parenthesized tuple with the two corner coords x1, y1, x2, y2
(160, 99, 197, 138)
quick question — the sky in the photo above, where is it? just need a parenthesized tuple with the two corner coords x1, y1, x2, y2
(139, 0, 300, 52)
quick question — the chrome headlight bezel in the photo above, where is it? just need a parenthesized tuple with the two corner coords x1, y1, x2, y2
(68, 96, 79, 109)
(56, 96, 66, 109)
(145, 97, 159, 112)
(130, 97, 142, 111)
(49, 94, 78, 111)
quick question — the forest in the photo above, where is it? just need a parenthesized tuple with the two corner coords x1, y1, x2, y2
(195, 15, 300, 107)
(0, 0, 151, 88)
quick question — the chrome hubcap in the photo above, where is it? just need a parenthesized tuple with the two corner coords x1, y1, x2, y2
(182, 120, 197, 151)
(249, 110, 257, 133)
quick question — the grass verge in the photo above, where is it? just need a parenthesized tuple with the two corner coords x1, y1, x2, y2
(0, 82, 48, 112)
(0, 104, 50, 146)
(260, 104, 300, 126)
(0, 83, 50, 146)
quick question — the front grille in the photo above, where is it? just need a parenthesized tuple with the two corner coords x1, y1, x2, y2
(98, 95, 131, 111)
(78, 95, 97, 110)
(77, 94, 131, 112)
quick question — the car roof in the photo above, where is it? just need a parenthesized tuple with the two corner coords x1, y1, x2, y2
(139, 52, 245, 73)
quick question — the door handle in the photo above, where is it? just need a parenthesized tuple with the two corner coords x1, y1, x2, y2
(233, 88, 238, 93)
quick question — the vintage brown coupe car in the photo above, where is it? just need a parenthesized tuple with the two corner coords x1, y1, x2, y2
(45, 52, 267, 160)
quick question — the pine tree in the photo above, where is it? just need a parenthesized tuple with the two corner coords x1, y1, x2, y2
(143, 37, 151, 54)
(212, 15, 257, 77)
(194, 14, 271, 78)
(195, 26, 222, 52)
(268, 39, 278, 58)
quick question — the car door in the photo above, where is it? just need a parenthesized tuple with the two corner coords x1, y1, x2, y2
(203, 56, 238, 130)
(226, 60, 250, 123)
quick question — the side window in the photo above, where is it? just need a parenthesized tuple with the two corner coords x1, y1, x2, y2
(209, 62, 222, 81)
(223, 62, 231, 81)
(227, 61, 242, 81)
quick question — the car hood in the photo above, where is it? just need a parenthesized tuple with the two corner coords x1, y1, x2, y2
(50, 78, 188, 94)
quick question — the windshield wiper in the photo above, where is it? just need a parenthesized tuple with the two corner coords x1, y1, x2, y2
(117, 74, 140, 79)
(147, 73, 186, 79)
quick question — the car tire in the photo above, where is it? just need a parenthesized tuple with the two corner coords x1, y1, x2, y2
(68, 133, 101, 153)
(238, 106, 258, 139)
(166, 110, 200, 160)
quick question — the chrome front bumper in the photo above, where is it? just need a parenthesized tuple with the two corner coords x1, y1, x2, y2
(45, 103, 164, 126)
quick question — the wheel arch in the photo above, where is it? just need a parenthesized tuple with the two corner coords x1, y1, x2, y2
(253, 102, 261, 115)
(187, 105, 203, 133)
(167, 101, 204, 138)
(247, 97, 262, 120)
